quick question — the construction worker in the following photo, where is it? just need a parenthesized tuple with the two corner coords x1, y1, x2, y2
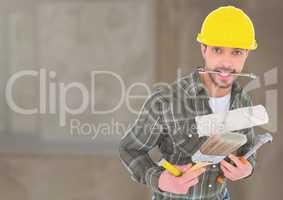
(119, 6, 257, 200)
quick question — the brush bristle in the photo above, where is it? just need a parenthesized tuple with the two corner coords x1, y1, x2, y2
(200, 132, 247, 156)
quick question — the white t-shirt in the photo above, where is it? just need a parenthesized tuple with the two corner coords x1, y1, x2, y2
(208, 92, 231, 113)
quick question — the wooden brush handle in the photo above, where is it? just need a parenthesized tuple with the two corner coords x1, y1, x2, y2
(187, 162, 210, 172)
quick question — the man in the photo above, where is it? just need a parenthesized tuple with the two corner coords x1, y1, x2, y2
(119, 6, 257, 200)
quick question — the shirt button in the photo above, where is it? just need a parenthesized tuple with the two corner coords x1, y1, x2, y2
(188, 134, 193, 138)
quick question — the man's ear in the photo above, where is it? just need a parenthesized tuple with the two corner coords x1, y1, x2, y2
(200, 44, 207, 59)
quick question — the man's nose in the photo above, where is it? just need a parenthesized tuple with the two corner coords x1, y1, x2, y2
(219, 55, 233, 70)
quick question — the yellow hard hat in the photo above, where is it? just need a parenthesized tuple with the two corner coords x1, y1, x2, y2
(197, 6, 257, 50)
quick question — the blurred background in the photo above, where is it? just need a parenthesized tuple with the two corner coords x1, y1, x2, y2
(0, 0, 282, 199)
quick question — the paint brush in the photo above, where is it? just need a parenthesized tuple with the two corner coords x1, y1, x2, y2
(158, 133, 248, 175)
(189, 132, 247, 172)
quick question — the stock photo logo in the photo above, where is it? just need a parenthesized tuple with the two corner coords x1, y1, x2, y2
(243, 67, 278, 133)
(5, 69, 132, 124)
(4, 67, 278, 138)
(4, 68, 155, 139)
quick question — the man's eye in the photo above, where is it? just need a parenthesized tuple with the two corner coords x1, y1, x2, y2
(232, 50, 244, 55)
(212, 47, 222, 54)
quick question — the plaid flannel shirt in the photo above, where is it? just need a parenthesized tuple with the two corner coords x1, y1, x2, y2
(119, 68, 256, 200)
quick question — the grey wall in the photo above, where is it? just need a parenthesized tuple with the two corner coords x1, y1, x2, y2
(0, 0, 155, 154)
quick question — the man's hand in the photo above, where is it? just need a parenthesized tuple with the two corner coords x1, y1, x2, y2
(220, 154, 253, 181)
(158, 164, 206, 194)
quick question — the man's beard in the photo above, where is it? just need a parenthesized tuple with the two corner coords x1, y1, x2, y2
(208, 72, 234, 89)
